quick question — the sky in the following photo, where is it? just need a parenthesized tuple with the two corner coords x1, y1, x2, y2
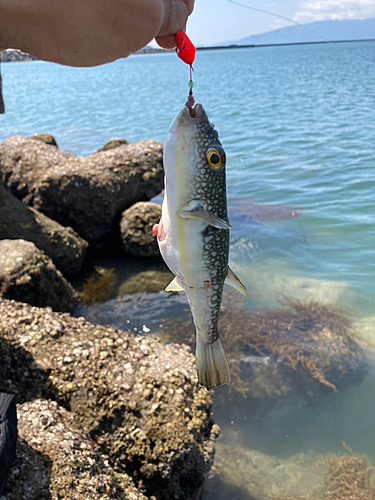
(150, 0, 375, 47)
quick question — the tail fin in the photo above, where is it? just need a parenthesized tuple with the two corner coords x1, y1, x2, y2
(196, 338, 230, 390)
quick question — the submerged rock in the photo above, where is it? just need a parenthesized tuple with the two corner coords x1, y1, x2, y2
(209, 442, 327, 500)
(81, 266, 118, 303)
(0, 239, 79, 312)
(159, 294, 368, 400)
(120, 202, 162, 257)
(119, 268, 173, 295)
(0, 135, 164, 247)
(0, 183, 88, 276)
(0, 298, 218, 500)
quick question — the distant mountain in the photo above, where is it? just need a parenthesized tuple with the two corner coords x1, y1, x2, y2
(219, 18, 375, 46)
(0, 49, 36, 62)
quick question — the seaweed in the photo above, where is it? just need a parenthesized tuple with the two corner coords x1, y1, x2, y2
(272, 448, 375, 500)
(324, 450, 375, 500)
(82, 267, 116, 303)
(158, 293, 364, 397)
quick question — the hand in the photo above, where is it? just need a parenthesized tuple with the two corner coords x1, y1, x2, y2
(0, 0, 194, 67)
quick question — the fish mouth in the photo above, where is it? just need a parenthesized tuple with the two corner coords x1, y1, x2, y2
(184, 103, 203, 119)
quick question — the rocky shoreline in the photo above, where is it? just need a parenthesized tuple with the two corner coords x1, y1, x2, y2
(0, 134, 165, 309)
(0, 132, 372, 499)
(0, 298, 218, 500)
(0, 133, 220, 499)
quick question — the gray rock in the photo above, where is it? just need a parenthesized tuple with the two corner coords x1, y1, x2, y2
(120, 201, 161, 257)
(0, 239, 79, 312)
(0, 298, 219, 500)
(0, 136, 164, 247)
(30, 133, 58, 147)
(95, 138, 129, 152)
(2, 399, 138, 500)
(0, 183, 87, 276)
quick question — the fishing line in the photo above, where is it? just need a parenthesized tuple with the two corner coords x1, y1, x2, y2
(292, 212, 310, 251)
(224, 0, 375, 65)
(223, 0, 374, 255)
(225, 0, 336, 45)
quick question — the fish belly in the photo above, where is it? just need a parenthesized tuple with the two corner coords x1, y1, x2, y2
(159, 195, 221, 343)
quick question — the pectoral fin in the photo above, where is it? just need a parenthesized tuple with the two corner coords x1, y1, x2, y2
(165, 277, 184, 292)
(225, 266, 247, 295)
(177, 202, 231, 230)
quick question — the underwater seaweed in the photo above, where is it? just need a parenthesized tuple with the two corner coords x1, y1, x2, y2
(272, 448, 375, 500)
(324, 450, 375, 500)
(82, 267, 116, 303)
(158, 293, 365, 397)
(271, 497, 317, 500)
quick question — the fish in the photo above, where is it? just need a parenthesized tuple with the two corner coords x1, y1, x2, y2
(155, 102, 246, 390)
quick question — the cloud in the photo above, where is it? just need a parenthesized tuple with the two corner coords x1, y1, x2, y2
(272, 18, 292, 29)
(294, 0, 375, 24)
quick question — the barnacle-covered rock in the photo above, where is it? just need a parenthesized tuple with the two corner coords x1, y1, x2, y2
(95, 137, 129, 152)
(0, 135, 164, 247)
(0, 183, 87, 276)
(0, 239, 79, 312)
(30, 133, 58, 147)
(0, 298, 218, 500)
(2, 399, 123, 500)
(120, 202, 162, 257)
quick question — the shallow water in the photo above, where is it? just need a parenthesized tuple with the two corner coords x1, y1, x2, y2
(2, 41, 375, 498)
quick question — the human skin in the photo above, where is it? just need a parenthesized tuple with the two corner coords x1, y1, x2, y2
(0, 0, 194, 66)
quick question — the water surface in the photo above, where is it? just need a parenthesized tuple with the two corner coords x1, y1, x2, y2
(2, 41, 375, 499)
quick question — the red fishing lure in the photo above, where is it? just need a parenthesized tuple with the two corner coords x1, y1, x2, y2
(175, 30, 196, 108)
(175, 30, 196, 65)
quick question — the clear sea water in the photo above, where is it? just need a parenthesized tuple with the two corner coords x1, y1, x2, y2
(2, 41, 375, 499)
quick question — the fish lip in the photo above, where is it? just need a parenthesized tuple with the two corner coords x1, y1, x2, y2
(184, 103, 203, 120)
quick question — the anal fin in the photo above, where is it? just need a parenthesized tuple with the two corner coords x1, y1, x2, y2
(225, 266, 247, 295)
(165, 277, 184, 292)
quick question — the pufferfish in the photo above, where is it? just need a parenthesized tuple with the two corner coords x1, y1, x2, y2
(154, 102, 246, 390)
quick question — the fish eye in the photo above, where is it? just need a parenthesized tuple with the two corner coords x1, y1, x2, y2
(206, 148, 223, 168)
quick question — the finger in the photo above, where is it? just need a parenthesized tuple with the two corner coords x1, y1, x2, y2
(155, 34, 178, 49)
(183, 0, 195, 15)
(158, 0, 189, 37)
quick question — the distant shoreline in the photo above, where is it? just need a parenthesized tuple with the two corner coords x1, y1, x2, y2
(1, 38, 375, 62)
(137, 38, 375, 55)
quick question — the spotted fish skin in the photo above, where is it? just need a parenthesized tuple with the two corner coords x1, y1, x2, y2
(157, 103, 231, 390)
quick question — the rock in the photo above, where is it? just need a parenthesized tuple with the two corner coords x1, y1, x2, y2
(0, 183, 87, 276)
(209, 442, 327, 500)
(119, 268, 174, 295)
(0, 298, 218, 500)
(30, 133, 58, 147)
(120, 202, 162, 257)
(0, 136, 164, 247)
(160, 293, 368, 400)
(95, 138, 129, 152)
(0, 239, 79, 312)
(2, 399, 142, 500)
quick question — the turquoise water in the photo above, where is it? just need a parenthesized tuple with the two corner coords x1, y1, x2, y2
(2, 41, 375, 498)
